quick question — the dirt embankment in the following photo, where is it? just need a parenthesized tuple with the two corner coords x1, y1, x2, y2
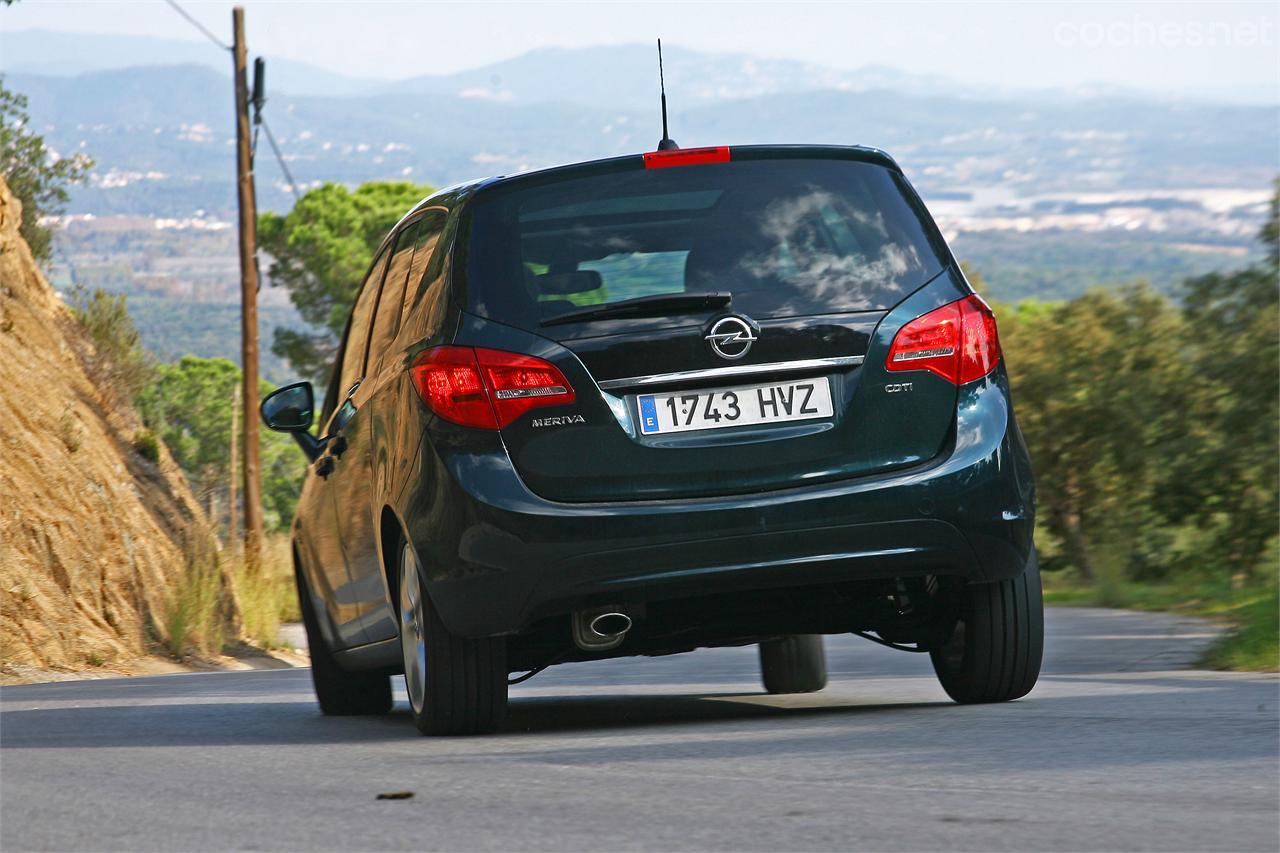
(0, 175, 205, 675)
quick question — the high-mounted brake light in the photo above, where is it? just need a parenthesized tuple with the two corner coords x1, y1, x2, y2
(885, 295, 1001, 385)
(643, 146, 731, 169)
(410, 346, 575, 429)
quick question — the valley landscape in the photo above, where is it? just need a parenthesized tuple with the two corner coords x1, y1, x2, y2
(4, 30, 1274, 378)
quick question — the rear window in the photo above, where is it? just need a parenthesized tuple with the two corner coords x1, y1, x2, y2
(464, 158, 948, 328)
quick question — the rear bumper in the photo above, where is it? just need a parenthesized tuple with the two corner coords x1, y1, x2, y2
(405, 372, 1034, 638)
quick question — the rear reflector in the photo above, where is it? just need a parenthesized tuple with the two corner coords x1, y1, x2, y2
(410, 346, 575, 429)
(643, 146, 731, 169)
(885, 294, 1001, 385)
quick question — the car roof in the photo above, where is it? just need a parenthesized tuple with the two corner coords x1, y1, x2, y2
(402, 143, 901, 220)
(380, 144, 904, 258)
(480, 144, 899, 197)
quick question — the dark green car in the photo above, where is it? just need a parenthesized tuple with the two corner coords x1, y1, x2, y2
(262, 144, 1043, 736)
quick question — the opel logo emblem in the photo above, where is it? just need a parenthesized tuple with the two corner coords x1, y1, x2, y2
(705, 315, 758, 361)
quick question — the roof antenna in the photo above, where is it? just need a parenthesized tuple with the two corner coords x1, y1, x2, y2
(656, 39, 679, 151)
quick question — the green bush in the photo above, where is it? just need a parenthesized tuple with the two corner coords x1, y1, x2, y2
(68, 287, 154, 404)
(1204, 588, 1280, 671)
(132, 429, 160, 463)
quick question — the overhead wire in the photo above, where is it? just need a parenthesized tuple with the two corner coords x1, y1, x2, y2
(161, 0, 231, 51)
(162, 0, 302, 205)
(260, 117, 302, 203)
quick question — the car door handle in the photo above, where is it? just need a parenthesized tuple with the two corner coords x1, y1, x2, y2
(315, 456, 335, 478)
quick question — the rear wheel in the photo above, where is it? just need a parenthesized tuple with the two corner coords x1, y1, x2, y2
(759, 634, 828, 694)
(399, 543, 508, 736)
(295, 562, 392, 716)
(930, 548, 1044, 703)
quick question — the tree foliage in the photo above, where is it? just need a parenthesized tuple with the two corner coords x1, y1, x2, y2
(258, 181, 433, 383)
(0, 77, 92, 263)
(137, 356, 306, 532)
(996, 181, 1279, 586)
(1173, 189, 1279, 581)
(999, 285, 1194, 580)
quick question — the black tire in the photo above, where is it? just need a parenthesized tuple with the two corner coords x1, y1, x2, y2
(930, 548, 1044, 704)
(294, 562, 392, 716)
(399, 543, 508, 736)
(759, 634, 828, 694)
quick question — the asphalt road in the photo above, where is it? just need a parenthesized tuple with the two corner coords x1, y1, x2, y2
(3, 608, 1277, 852)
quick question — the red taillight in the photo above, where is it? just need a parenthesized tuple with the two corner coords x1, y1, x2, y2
(643, 146, 731, 169)
(885, 295, 1000, 385)
(475, 348, 575, 427)
(410, 346, 496, 429)
(409, 346, 575, 429)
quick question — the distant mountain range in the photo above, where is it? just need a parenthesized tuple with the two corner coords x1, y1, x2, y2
(3, 29, 380, 97)
(2, 33, 1276, 221)
(5, 28, 1137, 105)
(372, 44, 984, 108)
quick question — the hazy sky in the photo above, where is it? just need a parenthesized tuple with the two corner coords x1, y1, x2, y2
(4, 1, 1278, 102)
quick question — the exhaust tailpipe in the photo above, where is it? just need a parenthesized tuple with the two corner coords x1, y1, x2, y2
(573, 608, 632, 651)
(589, 612, 632, 638)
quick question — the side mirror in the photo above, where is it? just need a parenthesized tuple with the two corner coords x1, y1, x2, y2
(260, 382, 325, 463)
(260, 382, 315, 432)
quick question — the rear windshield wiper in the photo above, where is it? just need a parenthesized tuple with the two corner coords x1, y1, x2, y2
(541, 292, 732, 326)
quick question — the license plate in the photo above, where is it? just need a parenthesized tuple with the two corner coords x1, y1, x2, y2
(637, 377, 834, 435)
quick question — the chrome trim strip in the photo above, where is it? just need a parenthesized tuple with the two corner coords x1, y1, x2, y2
(493, 385, 568, 400)
(597, 356, 865, 392)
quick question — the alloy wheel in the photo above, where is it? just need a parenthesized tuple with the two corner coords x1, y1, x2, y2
(399, 544, 427, 714)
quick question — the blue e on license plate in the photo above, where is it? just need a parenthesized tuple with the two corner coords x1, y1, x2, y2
(637, 378, 834, 435)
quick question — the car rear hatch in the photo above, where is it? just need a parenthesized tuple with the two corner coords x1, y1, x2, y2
(457, 147, 959, 502)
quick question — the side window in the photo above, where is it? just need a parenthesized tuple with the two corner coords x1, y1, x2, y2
(367, 221, 420, 365)
(394, 210, 451, 347)
(402, 210, 448, 317)
(336, 246, 390, 400)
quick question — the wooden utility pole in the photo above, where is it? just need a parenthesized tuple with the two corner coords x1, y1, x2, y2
(228, 382, 239, 551)
(231, 6, 263, 574)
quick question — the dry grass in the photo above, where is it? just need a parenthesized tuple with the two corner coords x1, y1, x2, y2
(162, 528, 226, 658)
(233, 534, 300, 650)
(162, 530, 298, 657)
(56, 410, 83, 453)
